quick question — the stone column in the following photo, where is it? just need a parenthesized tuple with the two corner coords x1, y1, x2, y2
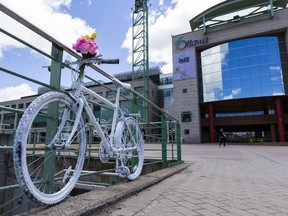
(208, 103, 215, 143)
(270, 124, 277, 142)
(275, 97, 286, 142)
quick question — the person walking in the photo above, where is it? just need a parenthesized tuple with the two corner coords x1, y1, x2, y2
(219, 128, 226, 147)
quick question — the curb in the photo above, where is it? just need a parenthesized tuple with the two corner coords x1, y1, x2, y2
(27, 162, 191, 216)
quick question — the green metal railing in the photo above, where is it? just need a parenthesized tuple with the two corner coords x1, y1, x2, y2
(0, 3, 182, 215)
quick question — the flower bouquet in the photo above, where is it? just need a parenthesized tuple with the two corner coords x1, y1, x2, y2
(72, 32, 99, 59)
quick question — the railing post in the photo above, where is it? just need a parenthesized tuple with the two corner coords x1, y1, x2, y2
(43, 44, 64, 191)
(49, 43, 63, 89)
(176, 122, 182, 162)
(161, 114, 167, 168)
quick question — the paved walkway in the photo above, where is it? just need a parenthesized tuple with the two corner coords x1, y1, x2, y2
(96, 144, 288, 216)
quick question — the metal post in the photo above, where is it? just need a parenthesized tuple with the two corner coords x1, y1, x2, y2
(43, 44, 63, 192)
(176, 122, 181, 162)
(49, 43, 63, 90)
(269, 0, 274, 17)
(161, 114, 167, 168)
(203, 16, 206, 33)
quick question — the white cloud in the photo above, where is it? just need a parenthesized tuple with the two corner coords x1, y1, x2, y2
(0, 0, 95, 59)
(122, 0, 224, 73)
(0, 0, 96, 101)
(0, 83, 36, 102)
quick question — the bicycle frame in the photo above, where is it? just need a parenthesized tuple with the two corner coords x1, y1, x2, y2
(67, 79, 122, 153)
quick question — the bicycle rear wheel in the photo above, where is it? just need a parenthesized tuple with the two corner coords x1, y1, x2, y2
(114, 117, 144, 180)
(13, 91, 86, 205)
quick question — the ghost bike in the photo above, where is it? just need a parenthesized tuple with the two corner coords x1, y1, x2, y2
(13, 56, 144, 205)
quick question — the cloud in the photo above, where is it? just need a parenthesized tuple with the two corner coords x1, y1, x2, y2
(0, 0, 97, 101)
(158, 0, 164, 6)
(0, 83, 36, 102)
(0, 0, 95, 59)
(122, 0, 224, 73)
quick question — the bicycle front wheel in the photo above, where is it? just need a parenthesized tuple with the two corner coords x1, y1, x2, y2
(114, 117, 144, 180)
(13, 91, 87, 205)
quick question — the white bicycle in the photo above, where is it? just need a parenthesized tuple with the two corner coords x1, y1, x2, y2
(13, 56, 144, 205)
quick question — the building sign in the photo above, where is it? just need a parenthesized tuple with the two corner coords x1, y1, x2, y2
(175, 36, 208, 50)
(173, 50, 196, 80)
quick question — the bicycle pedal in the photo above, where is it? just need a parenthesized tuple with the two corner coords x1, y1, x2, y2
(117, 166, 130, 178)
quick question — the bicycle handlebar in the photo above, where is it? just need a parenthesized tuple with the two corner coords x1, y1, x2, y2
(64, 56, 119, 67)
(100, 59, 119, 64)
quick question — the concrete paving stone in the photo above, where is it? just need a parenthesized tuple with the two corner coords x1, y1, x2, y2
(268, 199, 288, 209)
(180, 196, 207, 205)
(162, 193, 183, 202)
(135, 202, 178, 216)
(246, 208, 277, 216)
(29, 144, 288, 216)
(225, 202, 255, 211)
(198, 203, 227, 214)
(255, 207, 282, 214)
(273, 213, 288, 216)
(172, 205, 199, 216)
(176, 200, 202, 210)
(157, 196, 180, 207)
(221, 205, 256, 216)
(202, 199, 228, 208)
(194, 209, 222, 216)
(269, 206, 288, 214)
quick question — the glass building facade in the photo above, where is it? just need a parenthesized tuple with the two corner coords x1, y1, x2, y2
(196, 35, 288, 143)
(200, 36, 285, 102)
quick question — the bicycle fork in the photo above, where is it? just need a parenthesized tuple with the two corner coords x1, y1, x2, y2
(49, 98, 84, 149)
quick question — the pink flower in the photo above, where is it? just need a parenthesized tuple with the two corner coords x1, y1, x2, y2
(72, 36, 99, 55)
(72, 38, 87, 53)
(86, 39, 98, 54)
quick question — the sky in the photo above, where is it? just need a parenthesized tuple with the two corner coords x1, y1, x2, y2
(0, 0, 224, 102)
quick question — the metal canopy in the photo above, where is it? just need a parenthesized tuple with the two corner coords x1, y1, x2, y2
(190, 0, 288, 32)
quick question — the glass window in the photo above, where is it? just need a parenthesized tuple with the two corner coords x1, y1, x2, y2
(181, 111, 192, 122)
(135, 86, 144, 94)
(3, 113, 15, 128)
(164, 89, 173, 109)
(200, 36, 284, 102)
(184, 129, 190, 135)
(106, 91, 115, 98)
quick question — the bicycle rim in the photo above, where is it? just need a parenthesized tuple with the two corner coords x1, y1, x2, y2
(13, 92, 86, 205)
(115, 117, 144, 180)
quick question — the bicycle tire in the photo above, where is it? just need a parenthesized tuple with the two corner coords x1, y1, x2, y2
(13, 91, 86, 205)
(114, 117, 144, 180)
